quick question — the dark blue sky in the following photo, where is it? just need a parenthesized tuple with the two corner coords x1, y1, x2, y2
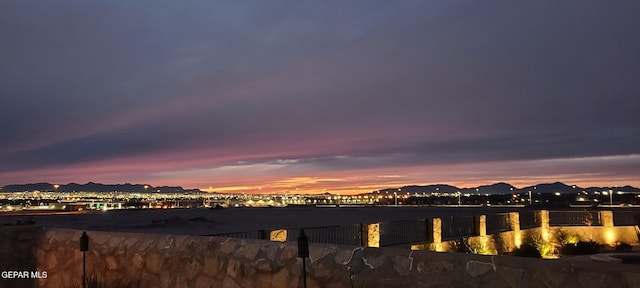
(1, 1, 639, 193)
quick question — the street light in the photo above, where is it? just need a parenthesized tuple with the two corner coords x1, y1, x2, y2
(608, 189, 613, 207)
(394, 189, 399, 206)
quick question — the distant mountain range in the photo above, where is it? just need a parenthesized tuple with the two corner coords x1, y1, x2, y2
(374, 182, 640, 195)
(1, 181, 638, 195)
(0, 182, 202, 193)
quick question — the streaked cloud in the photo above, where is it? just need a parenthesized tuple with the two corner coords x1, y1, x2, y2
(1, 1, 639, 192)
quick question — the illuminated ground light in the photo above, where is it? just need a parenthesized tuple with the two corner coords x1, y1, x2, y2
(514, 231, 522, 248)
(605, 229, 617, 246)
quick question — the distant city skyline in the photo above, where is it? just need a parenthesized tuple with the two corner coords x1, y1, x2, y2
(1, 1, 639, 195)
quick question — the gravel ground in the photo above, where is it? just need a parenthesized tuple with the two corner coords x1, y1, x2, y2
(0, 206, 528, 236)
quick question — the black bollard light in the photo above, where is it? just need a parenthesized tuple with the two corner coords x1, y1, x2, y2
(80, 232, 89, 288)
(297, 229, 309, 288)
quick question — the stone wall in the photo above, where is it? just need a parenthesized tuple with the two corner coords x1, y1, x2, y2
(1, 227, 640, 288)
(0, 226, 40, 288)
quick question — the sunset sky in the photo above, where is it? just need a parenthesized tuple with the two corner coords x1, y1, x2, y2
(1, 1, 639, 194)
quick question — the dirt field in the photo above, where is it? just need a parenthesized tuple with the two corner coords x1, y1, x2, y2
(0, 206, 529, 236)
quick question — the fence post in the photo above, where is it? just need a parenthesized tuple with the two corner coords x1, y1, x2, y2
(508, 212, 520, 232)
(366, 223, 380, 247)
(269, 229, 288, 242)
(536, 210, 550, 241)
(536, 210, 549, 229)
(475, 215, 487, 237)
(509, 212, 522, 248)
(599, 211, 614, 227)
(428, 218, 443, 251)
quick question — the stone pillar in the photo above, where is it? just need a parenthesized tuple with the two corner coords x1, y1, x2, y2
(508, 212, 520, 232)
(509, 212, 522, 248)
(536, 210, 549, 229)
(427, 218, 443, 252)
(366, 223, 380, 248)
(536, 210, 550, 241)
(430, 218, 442, 244)
(599, 210, 614, 227)
(475, 215, 486, 236)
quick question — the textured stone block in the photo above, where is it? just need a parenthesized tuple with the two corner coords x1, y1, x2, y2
(496, 266, 523, 288)
(272, 267, 289, 286)
(203, 257, 223, 276)
(309, 246, 333, 263)
(185, 259, 204, 280)
(105, 256, 118, 270)
(132, 253, 145, 270)
(393, 255, 412, 276)
(226, 258, 243, 279)
(577, 272, 608, 288)
(238, 242, 261, 260)
(222, 275, 242, 288)
(466, 260, 493, 278)
(311, 262, 332, 278)
(362, 254, 384, 269)
(219, 239, 238, 254)
(417, 261, 454, 279)
(282, 245, 298, 260)
(195, 275, 215, 288)
(334, 248, 353, 265)
(146, 253, 165, 274)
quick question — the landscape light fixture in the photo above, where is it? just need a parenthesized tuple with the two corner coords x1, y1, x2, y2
(80, 231, 89, 288)
(298, 229, 309, 288)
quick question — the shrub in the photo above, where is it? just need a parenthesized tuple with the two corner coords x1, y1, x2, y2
(530, 235, 555, 257)
(448, 238, 492, 255)
(554, 229, 580, 246)
(449, 238, 470, 253)
(512, 243, 542, 258)
(560, 240, 601, 255)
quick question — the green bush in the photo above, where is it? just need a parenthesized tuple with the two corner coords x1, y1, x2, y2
(529, 235, 555, 257)
(448, 238, 492, 255)
(512, 243, 542, 258)
(554, 229, 580, 246)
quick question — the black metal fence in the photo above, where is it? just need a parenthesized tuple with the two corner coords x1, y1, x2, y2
(211, 230, 267, 240)
(519, 211, 538, 229)
(549, 211, 601, 226)
(486, 213, 510, 234)
(613, 211, 640, 226)
(441, 215, 476, 240)
(287, 224, 363, 246)
(209, 210, 637, 247)
(379, 219, 428, 247)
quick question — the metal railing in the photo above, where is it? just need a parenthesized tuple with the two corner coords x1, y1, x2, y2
(613, 211, 640, 226)
(287, 224, 363, 246)
(519, 211, 538, 229)
(210, 230, 267, 240)
(486, 213, 510, 234)
(208, 210, 636, 247)
(379, 219, 428, 247)
(441, 215, 475, 240)
(549, 210, 600, 226)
